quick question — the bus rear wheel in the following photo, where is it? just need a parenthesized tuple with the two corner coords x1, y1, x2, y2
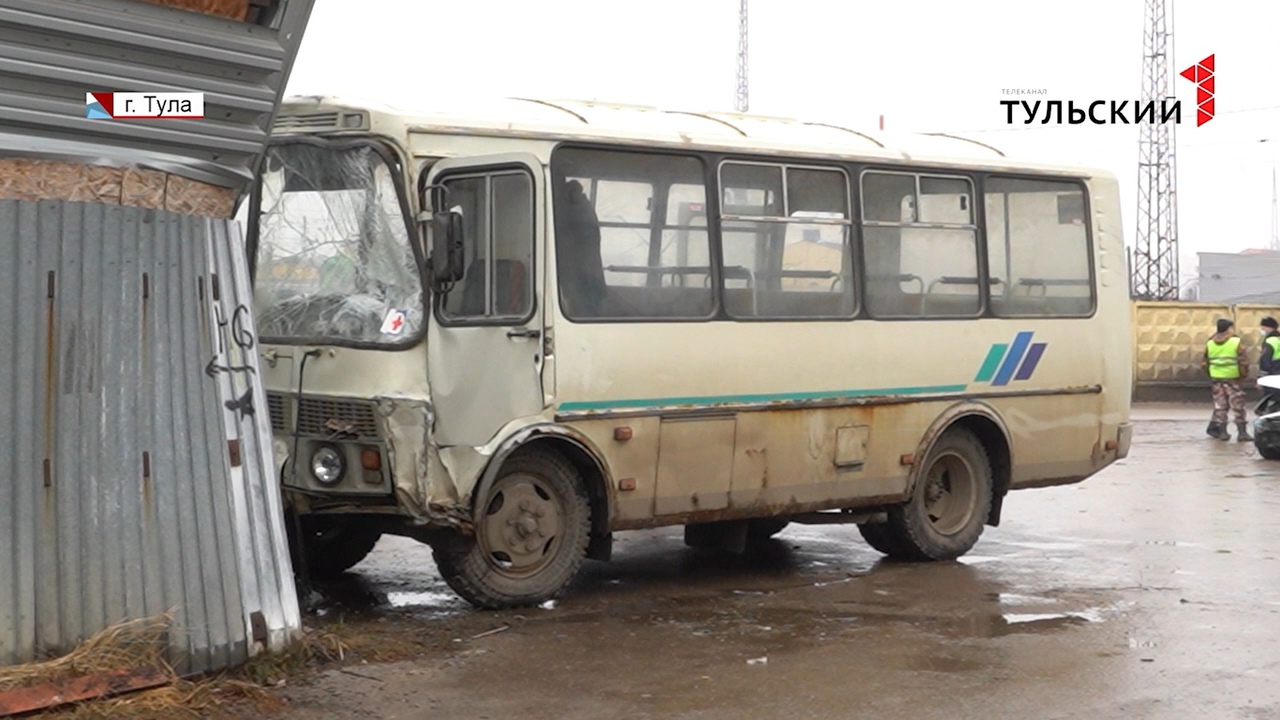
(866, 427, 993, 561)
(433, 449, 591, 609)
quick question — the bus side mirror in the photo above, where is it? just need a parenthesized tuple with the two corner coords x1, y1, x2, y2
(430, 211, 465, 288)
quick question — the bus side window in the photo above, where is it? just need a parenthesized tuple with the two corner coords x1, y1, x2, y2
(439, 171, 535, 323)
(861, 172, 980, 318)
(552, 149, 714, 321)
(718, 162, 854, 320)
(984, 177, 1094, 317)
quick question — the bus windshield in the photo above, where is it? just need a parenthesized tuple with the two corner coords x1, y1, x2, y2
(252, 141, 423, 345)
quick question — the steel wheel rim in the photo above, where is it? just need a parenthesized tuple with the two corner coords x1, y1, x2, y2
(478, 472, 566, 579)
(922, 450, 979, 536)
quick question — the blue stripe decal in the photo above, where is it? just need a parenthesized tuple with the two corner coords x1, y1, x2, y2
(1014, 342, 1048, 381)
(992, 331, 1034, 387)
(558, 384, 970, 412)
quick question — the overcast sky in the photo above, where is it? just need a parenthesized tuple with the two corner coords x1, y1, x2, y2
(285, 0, 1280, 284)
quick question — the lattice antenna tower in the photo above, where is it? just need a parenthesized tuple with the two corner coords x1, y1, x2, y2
(735, 0, 749, 112)
(1132, 0, 1180, 300)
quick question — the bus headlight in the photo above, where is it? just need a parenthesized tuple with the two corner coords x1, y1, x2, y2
(310, 445, 346, 486)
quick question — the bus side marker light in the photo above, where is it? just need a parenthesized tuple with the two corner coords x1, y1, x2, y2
(900, 454, 915, 466)
(360, 447, 382, 471)
(614, 427, 634, 441)
(619, 478, 637, 492)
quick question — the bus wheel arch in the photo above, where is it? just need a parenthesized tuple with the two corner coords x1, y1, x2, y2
(470, 426, 615, 561)
(434, 446, 592, 609)
(942, 409, 1008, 527)
(909, 403, 1013, 527)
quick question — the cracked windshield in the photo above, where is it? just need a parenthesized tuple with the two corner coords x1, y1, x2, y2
(252, 142, 422, 344)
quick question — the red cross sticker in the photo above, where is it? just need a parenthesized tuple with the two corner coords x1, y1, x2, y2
(381, 310, 407, 335)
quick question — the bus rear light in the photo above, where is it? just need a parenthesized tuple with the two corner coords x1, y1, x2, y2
(1105, 440, 1118, 451)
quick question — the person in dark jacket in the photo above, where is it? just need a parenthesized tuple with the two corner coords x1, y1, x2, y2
(1257, 317, 1280, 413)
(556, 179, 607, 317)
(1259, 317, 1280, 374)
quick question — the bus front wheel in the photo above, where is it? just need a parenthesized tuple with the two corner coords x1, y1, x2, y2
(865, 427, 993, 561)
(433, 449, 591, 609)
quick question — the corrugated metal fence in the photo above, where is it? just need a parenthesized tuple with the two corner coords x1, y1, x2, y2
(1133, 300, 1280, 389)
(0, 199, 299, 673)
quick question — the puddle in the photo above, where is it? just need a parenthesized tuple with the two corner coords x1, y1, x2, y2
(997, 593, 1062, 607)
(1003, 609, 1104, 625)
(956, 555, 1002, 566)
(1002, 541, 1084, 552)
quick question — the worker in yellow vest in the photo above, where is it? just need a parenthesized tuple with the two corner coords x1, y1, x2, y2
(1203, 318, 1251, 441)
(1256, 317, 1280, 415)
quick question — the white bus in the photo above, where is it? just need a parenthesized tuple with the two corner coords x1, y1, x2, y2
(247, 96, 1133, 609)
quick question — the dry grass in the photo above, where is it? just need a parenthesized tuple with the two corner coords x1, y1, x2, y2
(0, 617, 354, 719)
(0, 614, 175, 694)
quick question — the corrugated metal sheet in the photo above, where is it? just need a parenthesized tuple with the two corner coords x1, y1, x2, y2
(0, 199, 299, 673)
(0, 0, 315, 189)
(1132, 300, 1280, 387)
(204, 210, 301, 656)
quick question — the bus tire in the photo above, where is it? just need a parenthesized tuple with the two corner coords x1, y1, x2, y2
(746, 517, 791, 541)
(857, 521, 908, 557)
(880, 427, 993, 561)
(291, 516, 382, 578)
(433, 449, 591, 609)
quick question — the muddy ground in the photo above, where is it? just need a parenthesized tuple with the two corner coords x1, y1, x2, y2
(269, 403, 1280, 720)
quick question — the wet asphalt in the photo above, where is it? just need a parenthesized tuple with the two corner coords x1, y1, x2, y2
(276, 403, 1280, 720)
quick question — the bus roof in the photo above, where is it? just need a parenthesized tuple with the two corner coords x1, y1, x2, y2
(274, 95, 1114, 179)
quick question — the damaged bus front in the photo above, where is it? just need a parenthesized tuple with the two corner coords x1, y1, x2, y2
(248, 129, 465, 576)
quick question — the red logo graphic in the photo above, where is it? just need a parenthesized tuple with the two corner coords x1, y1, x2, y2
(1179, 54, 1215, 127)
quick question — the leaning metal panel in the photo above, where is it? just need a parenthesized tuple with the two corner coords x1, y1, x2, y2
(0, 200, 299, 673)
(0, 0, 315, 190)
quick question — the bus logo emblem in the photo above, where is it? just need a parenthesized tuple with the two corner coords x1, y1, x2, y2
(974, 332, 1047, 387)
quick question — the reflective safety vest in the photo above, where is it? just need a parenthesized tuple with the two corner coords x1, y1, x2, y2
(1266, 336, 1280, 366)
(1207, 336, 1242, 380)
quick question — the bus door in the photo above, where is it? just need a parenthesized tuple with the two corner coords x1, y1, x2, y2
(423, 154, 546, 447)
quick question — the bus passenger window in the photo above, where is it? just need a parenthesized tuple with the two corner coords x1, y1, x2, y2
(551, 148, 713, 321)
(860, 172, 980, 318)
(717, 162, 854, 319)
(984, 177, 1094, 317)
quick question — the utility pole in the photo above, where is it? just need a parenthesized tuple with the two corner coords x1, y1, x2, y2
(735, 0, 748, 112)
(1132, 0, 1180, 300)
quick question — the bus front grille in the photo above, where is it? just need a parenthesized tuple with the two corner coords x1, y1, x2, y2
(266, 393, 380, 439)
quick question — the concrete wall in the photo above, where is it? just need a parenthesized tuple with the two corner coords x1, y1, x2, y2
(1132, 300, 1280, 402)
